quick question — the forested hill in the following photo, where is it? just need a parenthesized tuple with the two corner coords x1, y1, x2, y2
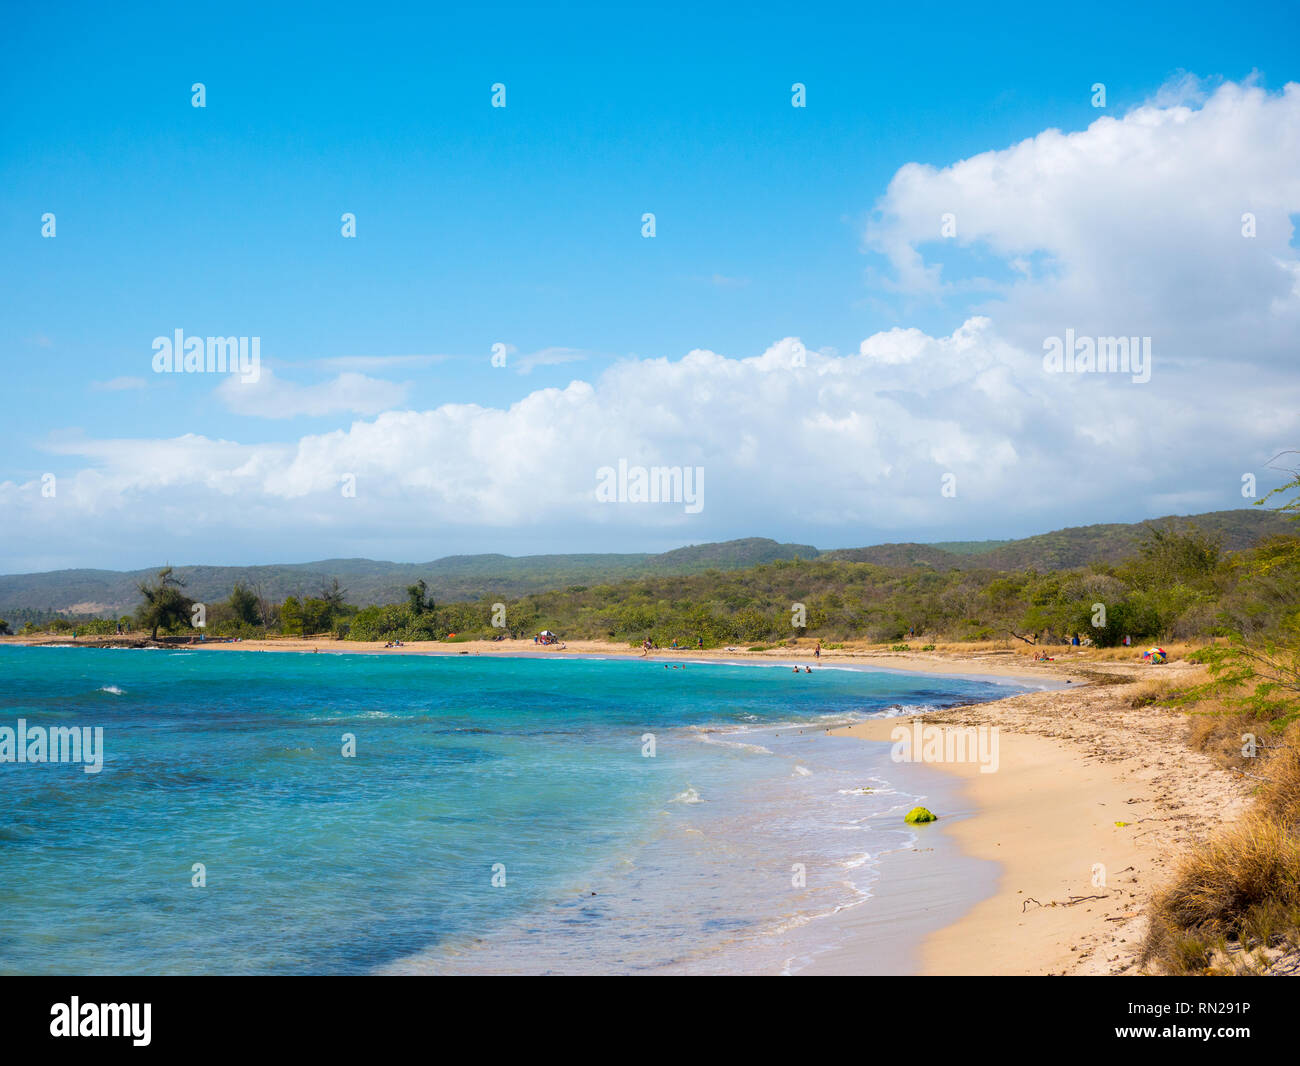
(0, 509, 1290, 619)
(822, 509, 1290, 571)
(0, 537, 819, 617)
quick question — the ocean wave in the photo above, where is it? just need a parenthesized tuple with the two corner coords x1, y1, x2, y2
(306, 709, 399, 722)
(871, 702, 941, 718)
(669, 786, 703, 805)
(683, 725, 774, 755)
(98, 685, 125, 695)
(695, 735, 773, 755)
(765, 882, 875, 936)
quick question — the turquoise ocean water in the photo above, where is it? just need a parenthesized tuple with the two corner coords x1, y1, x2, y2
(0, 646, 1030, 975)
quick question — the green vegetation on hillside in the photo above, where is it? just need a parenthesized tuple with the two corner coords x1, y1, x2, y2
(16, 513, 1298, 655)
(823, 509, 1291, 571)
(0, 538, 821, 618)
(458, 522, 1296, 648)
(1, 510, 1290, 622)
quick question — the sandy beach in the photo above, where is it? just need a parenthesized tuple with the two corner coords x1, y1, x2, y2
(827, 662, 1250, 974)
(1, 631, 1109, 677)
(5, 633, 1249, 975)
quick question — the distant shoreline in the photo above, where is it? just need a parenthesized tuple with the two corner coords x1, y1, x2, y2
(0, 633, 1083, 685)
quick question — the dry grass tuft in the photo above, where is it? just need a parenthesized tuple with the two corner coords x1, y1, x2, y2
(1142, 735, 1300, 974)
(1259, 729, 1300, 824)
(1127, 677, 1181, 707)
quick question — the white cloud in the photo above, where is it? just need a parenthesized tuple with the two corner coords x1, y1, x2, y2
(5, 315, 1298, 570)
(866, 80, 1300, 368)
(216, 368, 410, 418)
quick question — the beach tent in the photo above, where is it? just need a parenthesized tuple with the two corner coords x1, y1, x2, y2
(539, 630, 556, 637)
(1142, 647, 1167, 663)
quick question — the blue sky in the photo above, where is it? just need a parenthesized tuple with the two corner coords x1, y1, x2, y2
(3, 2, 1300, 569)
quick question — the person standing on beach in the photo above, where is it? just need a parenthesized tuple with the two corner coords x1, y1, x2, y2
(814, 639, 821, 661)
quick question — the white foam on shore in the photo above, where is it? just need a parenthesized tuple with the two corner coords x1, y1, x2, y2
(685, 726, 774, 755)
(871, 702, 942, 718)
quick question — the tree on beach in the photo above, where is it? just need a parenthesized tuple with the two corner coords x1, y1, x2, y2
(320, 577, 346, 610)
(1125, 524, 1223, 591)
(226, 583, 262, 626)
(253, 584, 275, 632)
(407, 579, 434, 615)
(279, 596, 304, 636)
(135, 566, 195, 640)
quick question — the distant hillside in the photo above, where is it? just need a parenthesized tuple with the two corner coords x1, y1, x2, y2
(0, 510, 1289, 620)
(0, 538, 820, 618)
(821, 509, 1291, 571)
(925, 539, 1012, 556)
